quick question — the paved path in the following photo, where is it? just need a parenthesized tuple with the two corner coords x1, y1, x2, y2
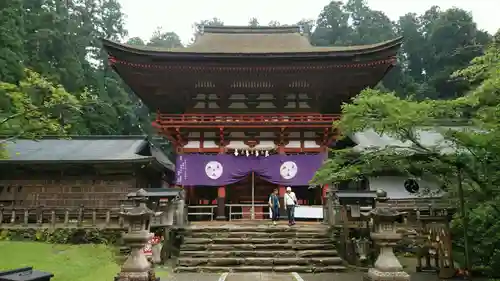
(160, 273, 222, 281)
(160, 271, 447, 281)
(226, 273, 295, 281)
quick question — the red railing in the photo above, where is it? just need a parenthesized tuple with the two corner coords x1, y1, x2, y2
(153, 113, 340, 128)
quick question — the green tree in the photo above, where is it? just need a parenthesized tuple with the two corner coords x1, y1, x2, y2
(248, 17, 259, 27)
(196, 17, 224, 27)
(313, 31, 500, 274)
(148, 28, 183, 48)
(268, 20, 281, 27)
(311, 1, 352, 46)
(0, 69, 94, 158)
(0, 0, 25, 83)
(126, 37, 145, 46)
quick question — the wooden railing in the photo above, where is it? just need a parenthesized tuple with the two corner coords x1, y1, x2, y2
(154, 113, 340, 128)
(0, 205, 126, 229)
(227, 204, 269, 221)
(378, 198, 455, 210)
(186, 205, 216, 221)
(0, 202, 190, 230)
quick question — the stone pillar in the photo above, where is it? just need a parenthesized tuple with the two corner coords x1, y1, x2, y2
(365, 189, 409, 281)
(175, 188, 186, 227)
(151, 236, 162, 264)
(216, 186, 226, 220)
(322, 184, 329, 224)
(165, 201, 175, 226)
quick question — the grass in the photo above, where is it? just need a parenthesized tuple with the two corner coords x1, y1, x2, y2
(0, 241, 169, 281)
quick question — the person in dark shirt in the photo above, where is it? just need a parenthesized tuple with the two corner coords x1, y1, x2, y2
(268, 188, 280, 225)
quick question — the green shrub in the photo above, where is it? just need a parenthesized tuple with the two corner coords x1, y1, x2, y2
(0, 228, 123, 244)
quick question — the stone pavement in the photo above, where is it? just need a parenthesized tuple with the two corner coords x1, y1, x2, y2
(226, 272, 296, 281)
(160, 271, 446, 281)
(298, 272, 444, 281)
(160, 273, 223, 281)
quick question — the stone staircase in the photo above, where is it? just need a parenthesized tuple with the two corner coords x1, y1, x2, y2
(175, 223, 347, 273)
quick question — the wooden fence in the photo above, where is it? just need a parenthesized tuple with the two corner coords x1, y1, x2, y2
(0, 205, 127, 229)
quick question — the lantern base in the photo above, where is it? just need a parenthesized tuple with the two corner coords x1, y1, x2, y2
(364, 268, 410, 281)
(116, 271, 150, 281)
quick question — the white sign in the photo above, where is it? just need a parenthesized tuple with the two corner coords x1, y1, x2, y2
(295, 206, 323, 219)
(269, 205, 324, 219)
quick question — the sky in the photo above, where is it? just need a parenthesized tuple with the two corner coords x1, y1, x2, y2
(119, 0, 499, 45)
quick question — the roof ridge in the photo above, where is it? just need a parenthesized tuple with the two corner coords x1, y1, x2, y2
(199, 25, 302, 34)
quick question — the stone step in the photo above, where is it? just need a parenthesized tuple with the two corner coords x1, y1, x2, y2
(183, 237, 332, 244)
(180, 243, 336, 251)
(225, 273, 296, 281)
(186, 226, 329, 234)
(179, 249, 339, 258)
(177, 257, 343, 267)
(188, 231, 330, 239)
(174, 265, 347, 273)
(180, 250, 296, 258)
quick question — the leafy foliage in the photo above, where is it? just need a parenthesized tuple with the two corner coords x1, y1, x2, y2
(0, 69, 94, 158)
(0, 228, 122, 244)
(313, 30, 500, 274)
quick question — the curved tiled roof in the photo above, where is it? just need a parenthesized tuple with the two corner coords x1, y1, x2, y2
(102, 25, 403, 57)
(0, 136, 174, 170)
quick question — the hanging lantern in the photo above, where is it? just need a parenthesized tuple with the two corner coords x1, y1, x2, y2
(255, 150, 259, 157)
(245, 150, 250, 157)
(265, 151, 270, 157)
(234, 149, 239, 156)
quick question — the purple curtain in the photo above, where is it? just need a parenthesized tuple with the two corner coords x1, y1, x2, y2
(175, 153, 325, 186)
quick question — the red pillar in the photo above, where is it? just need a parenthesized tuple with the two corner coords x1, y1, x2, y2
(322, 184, 329, 203)
(278, 185, 286, 219)
(216, 186, 226, 220)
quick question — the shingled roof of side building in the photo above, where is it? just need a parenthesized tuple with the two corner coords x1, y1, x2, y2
(0, 135, 175, 171)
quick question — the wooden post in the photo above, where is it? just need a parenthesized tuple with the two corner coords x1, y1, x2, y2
(92, 209, 97, 226)
(119, 204, 125, 228)
(0, 204, 3, 225)
(216, 186, 226, 220)
(23, 209, 29, 226)
(64, 209, 69, 225)
(77, 204, 84, 227)
(10, 209, 15, 224)
(37, 207, 43, 226)
(105, 210, 111, 226)
(51, 210, 56, 227)
(279, 185, 286, 219)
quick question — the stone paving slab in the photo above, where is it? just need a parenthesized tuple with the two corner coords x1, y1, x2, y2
(297, 272, 443, 281)
(160, 273, 223, 281)
(297, 272, 363, 281)
(226, 272, 296, 281)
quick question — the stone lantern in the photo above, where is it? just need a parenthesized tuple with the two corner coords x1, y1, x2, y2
(117, 189, 161, 281)
(364, 189, 410, 281)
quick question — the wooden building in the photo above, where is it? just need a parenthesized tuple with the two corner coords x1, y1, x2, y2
(345, 129, 451, 210)
(0, 136, 174, 208)
(102, 25, 403, 220)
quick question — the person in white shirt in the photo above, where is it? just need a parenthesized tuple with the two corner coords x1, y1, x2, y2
(284, 186, 297, 226)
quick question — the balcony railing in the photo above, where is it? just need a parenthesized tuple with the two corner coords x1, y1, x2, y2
(154, 113, 340, 128)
